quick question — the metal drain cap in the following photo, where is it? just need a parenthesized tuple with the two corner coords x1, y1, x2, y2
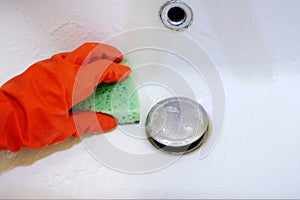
(146, 97, 209, 154)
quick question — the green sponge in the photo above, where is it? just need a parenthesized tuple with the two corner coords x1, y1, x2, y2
(72, 60, 140, 124)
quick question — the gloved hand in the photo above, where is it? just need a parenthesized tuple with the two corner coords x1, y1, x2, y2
(0, 43, 131, 152)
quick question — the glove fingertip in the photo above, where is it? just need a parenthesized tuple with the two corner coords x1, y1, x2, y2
(99, 43, 124, 63)
(113, 55, 124, 63)
(70, 111, 118, 137)
(101, 62, 132, 83)
(118, 64, 132, 82)
(95, 113, 118, 132)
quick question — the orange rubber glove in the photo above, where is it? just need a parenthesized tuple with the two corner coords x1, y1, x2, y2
(0, 43, 131, 152)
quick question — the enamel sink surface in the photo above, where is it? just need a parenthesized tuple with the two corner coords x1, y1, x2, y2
(1, 0, 300, 198)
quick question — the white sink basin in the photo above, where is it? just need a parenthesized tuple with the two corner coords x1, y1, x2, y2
(1, 0, 300, 198)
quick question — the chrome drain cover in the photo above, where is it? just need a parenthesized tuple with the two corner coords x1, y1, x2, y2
(146, 97, 209, 154)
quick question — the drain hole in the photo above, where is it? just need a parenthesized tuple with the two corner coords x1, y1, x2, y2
(159, 0, 193, 31)
(167, 7, 186, 25)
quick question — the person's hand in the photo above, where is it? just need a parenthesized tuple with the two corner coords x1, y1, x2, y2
(0, 43, 131, 152)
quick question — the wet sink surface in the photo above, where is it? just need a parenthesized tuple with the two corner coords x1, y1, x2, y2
(1, 0, 300, 198)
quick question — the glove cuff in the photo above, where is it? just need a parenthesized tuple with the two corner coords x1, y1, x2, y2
(0, 89, 24, 151)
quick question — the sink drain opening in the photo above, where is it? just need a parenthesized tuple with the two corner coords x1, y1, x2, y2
(160, 0, 193, 31)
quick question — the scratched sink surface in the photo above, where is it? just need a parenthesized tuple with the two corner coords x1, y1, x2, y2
(1, 0, 300, 199)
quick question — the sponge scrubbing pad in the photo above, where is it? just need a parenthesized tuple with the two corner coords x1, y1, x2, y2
(72, 60, 140, 124)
